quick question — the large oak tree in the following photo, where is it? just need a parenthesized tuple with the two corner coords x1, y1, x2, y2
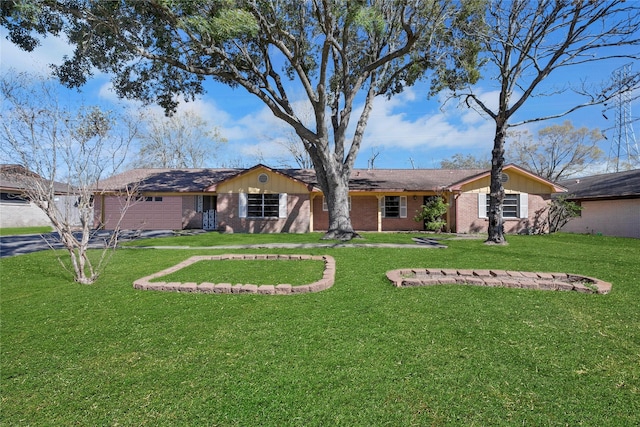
(461, 0, 640, 244)
(2, 0, 481, 240)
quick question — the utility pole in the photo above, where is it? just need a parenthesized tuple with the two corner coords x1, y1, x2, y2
(606, 63, 639, 172)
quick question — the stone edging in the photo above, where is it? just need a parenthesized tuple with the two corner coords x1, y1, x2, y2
(386, 268, 611, 294)
(133, 254, 335, 295)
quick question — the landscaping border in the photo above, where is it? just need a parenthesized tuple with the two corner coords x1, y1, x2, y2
(386, 268, 611, 294)
(133, 254, 335, 295)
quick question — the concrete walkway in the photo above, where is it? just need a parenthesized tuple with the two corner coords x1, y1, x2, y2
(0, 230, 179, 258)
(131, 240, 448, 251)
(0, 231, 449, 258)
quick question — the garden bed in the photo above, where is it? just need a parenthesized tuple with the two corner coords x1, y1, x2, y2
(386, 268, 611, 294)
(133, 254, 335, 294)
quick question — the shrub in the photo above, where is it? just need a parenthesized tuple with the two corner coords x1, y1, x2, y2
(414, 196, 448, 231)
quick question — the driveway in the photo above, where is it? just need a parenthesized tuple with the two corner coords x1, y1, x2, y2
(0, 230, 179, 258)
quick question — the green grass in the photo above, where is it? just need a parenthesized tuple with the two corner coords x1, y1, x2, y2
(2, 233, 639, 426)
(124, 230, 466, 247)
(0, 226, 52, 236)
(153, 259, 326, 286)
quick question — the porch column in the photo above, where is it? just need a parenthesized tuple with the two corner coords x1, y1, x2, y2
(377, 195, 383, 232)
(309, 195, 315, 232)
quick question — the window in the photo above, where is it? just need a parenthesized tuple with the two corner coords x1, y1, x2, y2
(502, 194, 519, 218)
(322, 196, 351, 211)
(479, 193, 528, 219)
(381, 196, 407, 218)
(140, 196, 163, 202)
(0, 192, 28, 204)
(248, 193, 279, 217)
(239, 193, 287, 218)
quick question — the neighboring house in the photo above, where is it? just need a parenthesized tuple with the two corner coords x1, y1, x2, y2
(94, 163, 565, 234)
(559, 169, 640, 239)
(0, 164, 81, 228)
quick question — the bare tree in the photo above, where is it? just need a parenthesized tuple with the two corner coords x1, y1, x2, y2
(367, 146, 382, 170)
(461, 0, 640, 244)
(133, 109, 226, 168)
(275, 134, 315, 169)
(0, 72, 140, 284)
(507, 121, 604, 182)
(440, 153, 491, 169)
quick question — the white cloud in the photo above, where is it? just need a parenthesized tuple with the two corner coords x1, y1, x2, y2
(0, 30, 73, 74)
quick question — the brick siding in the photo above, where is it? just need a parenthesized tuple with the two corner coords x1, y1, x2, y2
(217, 193, 310, 233)
(455, 193, 551, 234)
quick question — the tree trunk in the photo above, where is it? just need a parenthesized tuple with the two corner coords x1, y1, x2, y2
(308, 151, 359, 240)
(486, 121, 508, 245)
(321, 172, 359, 240)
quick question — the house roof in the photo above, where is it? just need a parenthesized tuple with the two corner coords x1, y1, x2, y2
(97, 164, 561, 194)
(559, 169, 640, 200)
(0, 164, 71, 194)
(448, 164, 567, 193)
(96, 168, 244, 192)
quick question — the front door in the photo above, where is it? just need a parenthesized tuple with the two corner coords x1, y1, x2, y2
(201, 195, 217, 230)
(203, 210, 217, 230)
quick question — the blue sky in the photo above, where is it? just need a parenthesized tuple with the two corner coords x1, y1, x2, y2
(1, 27, 637, 172)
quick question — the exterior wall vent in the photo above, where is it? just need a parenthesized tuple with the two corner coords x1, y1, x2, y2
(258, 173, 269, 183)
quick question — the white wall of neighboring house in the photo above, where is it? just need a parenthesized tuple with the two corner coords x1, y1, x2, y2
(561, 198, 640, 238)
(1, 195, 84, 229)
(0, 201, 52, 228)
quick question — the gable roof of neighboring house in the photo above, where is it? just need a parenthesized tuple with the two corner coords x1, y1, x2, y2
(0, 164, 71, 194)
(559, 169, 640, 200)
(448, 164, 567, 193)
(96, 163, 563, 194)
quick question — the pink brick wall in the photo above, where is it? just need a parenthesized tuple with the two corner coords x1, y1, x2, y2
(97, 196, 183, 230)
(312, 195, 425, 232)
(217, 193, 310, 233)
(561, 198, 640, 238)
(182, 195, 202, 229)
(455, 193, 551, 234)
(94, 190, 558, 234)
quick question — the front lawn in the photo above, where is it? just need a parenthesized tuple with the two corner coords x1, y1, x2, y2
(1, 233, 638, 426)
(0, 226, 52, 236)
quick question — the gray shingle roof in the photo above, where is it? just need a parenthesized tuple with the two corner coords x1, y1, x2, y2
(97, 166, 491, 193)
(0, 164, 71, 194)
(559, 169, 640, 200)
(97, 168, 243, 192)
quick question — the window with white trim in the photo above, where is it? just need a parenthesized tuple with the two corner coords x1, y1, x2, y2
(239, 193, 287, 218)
(248, 193, 279, 217)
(381, 196, 407, 218)
(479, 193, 528, 219)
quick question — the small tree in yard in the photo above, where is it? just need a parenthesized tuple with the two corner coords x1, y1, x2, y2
(0, 72, 140, 284)
(547, 196, 583, 234)
(414, 197, 448, 232)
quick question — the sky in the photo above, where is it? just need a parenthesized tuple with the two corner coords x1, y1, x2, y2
(1, 25, 638, 173)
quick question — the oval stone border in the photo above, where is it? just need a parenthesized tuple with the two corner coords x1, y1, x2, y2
(386, 268, 611, 294)
(133, 254, 335, 295)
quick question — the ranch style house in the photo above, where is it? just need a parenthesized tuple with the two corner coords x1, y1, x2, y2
(94, 163, 566, 234)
